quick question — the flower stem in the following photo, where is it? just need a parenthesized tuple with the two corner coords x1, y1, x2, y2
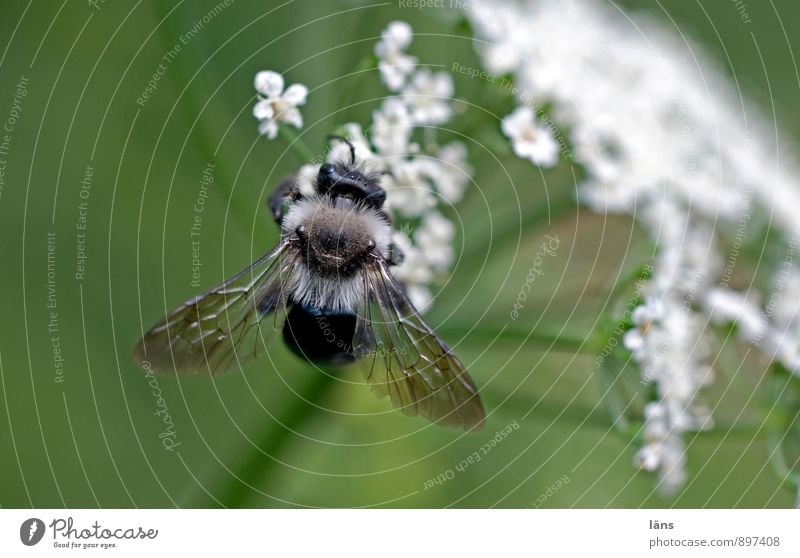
(764, 366, 800, 491)
(183, 367, 338, 507)
(437, 325, 591, 354)
(336, 54, 377, 121)
(279, 126, 314, 163)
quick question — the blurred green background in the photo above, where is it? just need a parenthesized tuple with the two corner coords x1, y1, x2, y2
(0, 0, 798, 508)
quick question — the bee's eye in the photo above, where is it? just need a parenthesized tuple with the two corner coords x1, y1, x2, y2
(295, 224, 307, 239)
(320, 164, 335, 176)
(366, 239, 376, 252)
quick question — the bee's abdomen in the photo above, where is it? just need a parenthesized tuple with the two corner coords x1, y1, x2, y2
(282, 304, 357, 365)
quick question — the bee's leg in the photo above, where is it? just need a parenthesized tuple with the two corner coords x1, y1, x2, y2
(387, 242, 405, 266)
(267, 174, 303, 225)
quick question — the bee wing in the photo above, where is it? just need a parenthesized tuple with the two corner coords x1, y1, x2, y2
(133, 239, 297, 374)
(353, 255, 485, 431)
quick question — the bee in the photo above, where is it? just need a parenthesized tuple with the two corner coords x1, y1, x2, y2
(133, 139, 485, 431)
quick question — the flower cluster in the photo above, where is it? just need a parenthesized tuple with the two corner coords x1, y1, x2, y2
(325, 30, 470, 310)
(257, 22, 470, 311)
(468, 0, 800, 495)
(375, 21, 417, 92)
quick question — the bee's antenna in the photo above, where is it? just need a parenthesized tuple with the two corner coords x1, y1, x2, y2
(327, 135, 356, 166)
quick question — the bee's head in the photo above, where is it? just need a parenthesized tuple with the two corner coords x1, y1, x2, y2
(314, 137, 387, 209)
(287, 199, 391, 277)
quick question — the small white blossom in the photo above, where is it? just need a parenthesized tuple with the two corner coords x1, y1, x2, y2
(402, 68, 454, 125)
(375, 21, 417, 92)
(764, 267, 800, 373)
(407, 285, 433, 313)
(624, 294, 713, 494)
(467, 2, 531, 75)
(704, 287, 767, 343)
(429, 142, 472, 204)
(713, 266, 800, 374)
(633, 402, 688, 495)
(622, 298, 664, 354)
(390, 231, 432, 284)
(382, 160, 437, 218)
(371, 98, 413, 158)
(390, 231, 433, 311)
(415, 211, 456, 272)
(769, 267, 800, 333)
(501, 106, 559, 168)
(253, 70, 308, 139)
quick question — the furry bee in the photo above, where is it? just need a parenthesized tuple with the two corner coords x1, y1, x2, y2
(133, 139, 485, 431)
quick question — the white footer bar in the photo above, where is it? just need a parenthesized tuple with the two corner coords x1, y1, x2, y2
(1, 509, 798, 556)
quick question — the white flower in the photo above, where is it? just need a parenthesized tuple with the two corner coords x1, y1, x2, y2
(253, 70, 308, 139)
(415, 211, 456, 272)
(429, 142, 472, 204)
(764, 267, 800, 373)
(704, 287, 767, 343)
(375, 21, 417, 92)
(402, 69, 454, 125)
(469, 6, 531, 75)
(623, 294, 714, 492)
(371, 98, 413, 158)
(466, 0, 800, 495)
(501, 106, 559, 168)
(390, 231, 432, 285)
(769, 267, 800, 332)
(633, 402, 688, 495)
(646, 212, 721, 298)
(406, 284, 433, 313)
(389, 230, 434, 311)
(711, 266, 800, 374)
(622, 298, 664, 354)
(382, 160, 437, 218)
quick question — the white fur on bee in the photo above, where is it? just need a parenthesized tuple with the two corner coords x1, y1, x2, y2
(285, 264, 366, 314)
(281, 196, 393, 313)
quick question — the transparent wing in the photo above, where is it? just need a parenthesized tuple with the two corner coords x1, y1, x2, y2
(133, 240, 297, 374)
(353, 255, 485, 431)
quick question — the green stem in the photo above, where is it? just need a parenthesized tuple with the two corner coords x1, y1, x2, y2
(714, 325, 761, 403)
(335, 55, 377, 122)
(279, 126, 315, 163)
(438, 325, 590, 355)
(480, 387, 611, 429)
(766, 430, 798, 491)
(607, 264, 651, 306)
(482, 383, 769, 439)
(764, 367, 800, 491)
(597, 352, 636, 434)
(214, 369, 336, 508)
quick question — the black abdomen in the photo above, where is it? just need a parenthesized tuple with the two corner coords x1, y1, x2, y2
(282, 304, 356, 365)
